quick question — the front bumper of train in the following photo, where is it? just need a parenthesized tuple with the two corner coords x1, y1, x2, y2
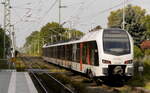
(102, 65, 134, 76)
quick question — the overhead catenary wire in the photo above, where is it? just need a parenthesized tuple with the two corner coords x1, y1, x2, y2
(11, 0, 44, 44)
(13, 0, 137, 47)
(37, 0, 58, 26)
(11, 0, 41, 25)
(62, 0, 91, 28)
(23, 0, 58, 36)
(12, 8, 32, 25)
(16, 0, 58, 48)
(72, 0, 133, 27)
(15, 0, 58, 37)
(82, 0, 130, 21)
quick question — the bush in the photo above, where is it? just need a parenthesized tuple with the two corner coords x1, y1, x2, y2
(134, 45, 144, 59)
(144, 49, 150, 56)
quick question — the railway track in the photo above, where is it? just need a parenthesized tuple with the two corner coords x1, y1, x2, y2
(21, 56, 75, 93)
(20, 56, 150, 93)
(20, 57, 150, 93)
(20, 56, 121, 93)
(30, 72, 49, 93)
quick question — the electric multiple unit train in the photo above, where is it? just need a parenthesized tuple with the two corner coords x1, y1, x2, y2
(42, 28, 134, 81)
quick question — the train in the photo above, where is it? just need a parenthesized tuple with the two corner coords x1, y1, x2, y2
(42, 28, 134, 82)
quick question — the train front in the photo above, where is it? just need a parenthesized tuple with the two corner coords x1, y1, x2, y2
(100, 28, 134, 80)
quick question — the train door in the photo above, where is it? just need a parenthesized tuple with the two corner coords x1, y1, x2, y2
(80, 42, 88, 71)
(87, 43, 91, 65)
(79, 41, 99, 72)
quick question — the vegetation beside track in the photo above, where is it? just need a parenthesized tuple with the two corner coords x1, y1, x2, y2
(15, 56, 150, 93)
(14, 57, 26, 71)
(117, 57, 150, 93)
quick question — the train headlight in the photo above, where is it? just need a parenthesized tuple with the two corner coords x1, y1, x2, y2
(125, 60, 133, 64)
(102, 59, 111, 64)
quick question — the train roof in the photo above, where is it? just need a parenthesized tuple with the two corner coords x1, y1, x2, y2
(43, 28, 125, 48)
(43, 29, 103, 48)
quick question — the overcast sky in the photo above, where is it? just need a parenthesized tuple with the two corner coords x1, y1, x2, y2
(0, 0, 150, 47)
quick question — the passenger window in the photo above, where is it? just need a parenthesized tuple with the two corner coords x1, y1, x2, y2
(82, 43, 87, 64)
(89, 41, 99, 66)
(76, 43, 80, 62)
(72, 44, 77, 62)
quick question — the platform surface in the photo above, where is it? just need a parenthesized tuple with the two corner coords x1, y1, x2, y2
(0, 71, 38, 93)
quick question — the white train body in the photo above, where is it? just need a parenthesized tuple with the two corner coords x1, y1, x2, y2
(42, 28, 134, 79)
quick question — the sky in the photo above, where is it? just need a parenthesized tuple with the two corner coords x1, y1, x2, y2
(0, 0, 150, 48)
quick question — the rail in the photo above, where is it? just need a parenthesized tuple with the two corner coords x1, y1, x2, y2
(22, 57, 74, 93)
(30, 71, 48, 93)
(46, 73, 74, 93)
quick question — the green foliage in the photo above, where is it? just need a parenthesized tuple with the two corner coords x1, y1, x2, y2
(134, 45, 144, 59)
(64, 28, 84, 40)
(108, 5, 147, 45)
(25, 31, 39, 46)
(24, 22, 84, 56)
(0, 28, 10, 58)
(127, 59, 150, 88)
(142, 15, 150, 40)
(108, 9, 122, 28)
(40, 22, 66, 43)
(144, 49, 150, 56)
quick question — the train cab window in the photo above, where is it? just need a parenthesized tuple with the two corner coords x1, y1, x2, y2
(103, 29, 130, 55)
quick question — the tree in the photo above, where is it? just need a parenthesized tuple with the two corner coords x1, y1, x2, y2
(24, 31, 40, 55)
(108, 5, 146, 45)
(64, 28, 84, 40)
(40, 22, 66, 43)
(134, 45, 144, 59)
(142, 15, 150, 40)
(0, 28, 10, 58)
(24, 22, 84, 56)
(25, 31, 39, 46)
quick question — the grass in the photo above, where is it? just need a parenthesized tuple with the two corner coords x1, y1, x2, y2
(0, 60, 9, 69)
(0, 59, 16, 69)
(142, 59, 150, 90)
(52, 73, 87, 93)
(120, 56, 150, 93)
(14, 57, 26, 71)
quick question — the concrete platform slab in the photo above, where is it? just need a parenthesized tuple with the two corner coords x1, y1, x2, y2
(0, 71, 38, 93)
(0, 72, 12, 93)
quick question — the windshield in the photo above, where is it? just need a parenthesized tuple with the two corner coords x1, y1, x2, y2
(103, 29, 130, 55)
